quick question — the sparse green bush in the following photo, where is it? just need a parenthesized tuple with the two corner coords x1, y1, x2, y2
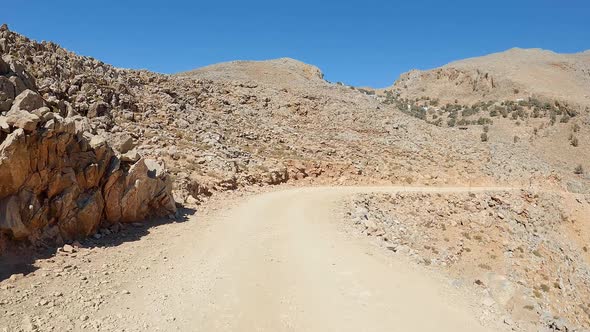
(462, 108, 479, 117)
(477, 117, 492, 126)
(458, 119, 469, 126)
(574, 165, 584, 175)
(481, 132, 488, 142)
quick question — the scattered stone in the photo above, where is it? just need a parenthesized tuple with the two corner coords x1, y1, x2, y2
(62, 244, 75, 253)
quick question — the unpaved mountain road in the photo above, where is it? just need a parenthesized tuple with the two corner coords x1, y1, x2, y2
(1, 186, 515, 332)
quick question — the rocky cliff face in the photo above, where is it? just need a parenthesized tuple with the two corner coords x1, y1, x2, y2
(0, 34, 176, 250)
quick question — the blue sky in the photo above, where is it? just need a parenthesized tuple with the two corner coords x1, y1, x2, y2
(1, 1, 589, 87)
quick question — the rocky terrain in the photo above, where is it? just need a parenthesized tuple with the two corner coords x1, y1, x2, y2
(344, 190, 590, 331)
(0, 25, 176, 252)
(0, 23, 589, 332)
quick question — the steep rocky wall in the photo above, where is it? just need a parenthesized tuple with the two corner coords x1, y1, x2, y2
(0, 55, 176, 251)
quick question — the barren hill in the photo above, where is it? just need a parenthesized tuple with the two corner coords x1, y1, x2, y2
(177, 57, 325, 88)
(390, 48, 590, 108)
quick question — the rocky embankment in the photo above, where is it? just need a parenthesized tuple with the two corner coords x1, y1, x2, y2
(0, 47, 175, 252)
(344, 191, 590, 331)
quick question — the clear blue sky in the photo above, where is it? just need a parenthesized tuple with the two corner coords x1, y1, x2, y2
(1, 1, 589, 87)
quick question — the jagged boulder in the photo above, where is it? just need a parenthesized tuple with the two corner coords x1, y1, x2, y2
(5, 109, 40, 132)
(104, 158, 175, 223)
(10, 89, 44, 112)
(108, 132, 136, 154)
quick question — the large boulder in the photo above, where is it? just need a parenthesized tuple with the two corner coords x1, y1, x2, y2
(104, 158, 176, 223)
(5, 109, 40, 132)
(10, 89, 44, 112)
(109, 132, 136, 154)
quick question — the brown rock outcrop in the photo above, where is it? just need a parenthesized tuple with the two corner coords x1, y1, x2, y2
(0, 62, 176, 248)
(0, 111, 176, 244)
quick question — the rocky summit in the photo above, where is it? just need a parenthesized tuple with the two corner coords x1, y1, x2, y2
(0, 22, 589, 332)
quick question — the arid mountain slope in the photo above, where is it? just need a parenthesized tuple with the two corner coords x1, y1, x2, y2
(390, 48, 590, 108)
(1, 24, 588, 250)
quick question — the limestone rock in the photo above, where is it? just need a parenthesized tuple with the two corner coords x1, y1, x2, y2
(104, 158, 176, 223)
(0, 116, 9, 133)
(0, 195, 29, 239)
(109, 133, 136, 154)
(0, 129, 30, 198)
(5, 109, 40, 132)
(10, 89, 44, 112)
(0, 116, 176, 244)
(87, 101, 109, 118)
(121, 148, 140, 163)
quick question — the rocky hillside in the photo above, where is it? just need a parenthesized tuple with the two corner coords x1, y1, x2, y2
(389, 48, 590, 108)
(1, 24, 588, 252)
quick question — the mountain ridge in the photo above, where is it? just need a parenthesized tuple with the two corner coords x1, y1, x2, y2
(388, 47, 590, 108)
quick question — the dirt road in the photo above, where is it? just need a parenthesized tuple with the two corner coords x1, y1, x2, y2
(1, 186, 513, 331)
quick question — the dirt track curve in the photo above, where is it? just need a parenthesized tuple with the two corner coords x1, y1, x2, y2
(2, 186, 517, 331)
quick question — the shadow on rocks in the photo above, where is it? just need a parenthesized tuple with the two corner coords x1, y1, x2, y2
(0, 206, 195, 282)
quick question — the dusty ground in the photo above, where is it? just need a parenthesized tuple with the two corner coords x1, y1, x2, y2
(0, 186, 518, 332)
